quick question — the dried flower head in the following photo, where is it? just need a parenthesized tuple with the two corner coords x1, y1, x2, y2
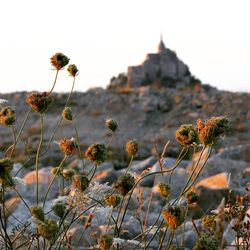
(197, 116, 230, 145)
(113, 173, 135, 196)
(51, 167, 62, 176)
(85, 143, 107, 165)
(193, 233, 218, 250)
(175, 124, 199, 147)
(126, 139, 139, 156)
(51, 203, 66, 218)
(0, 107, 16, 126)
(98, 234, 113, 250)
(202, 215, 216, 231)
(105, 118, 118, 132)
(59, 138, 78, 155)
(37, 219, 58, 241)
(157, 183, 171, 198)
(72, 174, 89, 191)
(50, 52, 70, 70)
(104, 193, 121, 207)
(67, 64, 79, 77)
(162, 206, 185, 230)
(0, 158, 14, 177)
(62, 168, 75, 180)
(26, 92, 53, 113)
(62, 106, 73, 121)
(30, 206, 45, 222)
(185, 191, 199, 204)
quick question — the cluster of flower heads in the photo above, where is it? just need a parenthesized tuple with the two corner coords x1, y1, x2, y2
(175, 116, 230, 147)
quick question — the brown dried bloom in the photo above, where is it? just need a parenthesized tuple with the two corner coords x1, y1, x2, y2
(37, 219, 58, 241)
(202, 215, 216, 231)
(0, 158, 14, 187)
(62, 168, 75, 180)
(26, 92, 53, 113)
(98, 234, 113, 250)
(197, 116, 230, 145)
(50, 52, 70, 70)
(51, 167, 62, 176)
(85, 143, 107, 165)
(62, 106, 73, 121)
(30, 206, 45, 222)
(157, 183, 171, 198)
(126, 139, 139, 156)
(67, 64, 79, 77)
(113, 173, 135, 196)
(72, 174, 89, 191)
(104, 193, 121, 207)
(175, 124, 199, 147)
(0, 107, 16, 126)
(105, 118, 118, 132)
(162, 206, 185, 230)
(185, 191, 199, 204)
(59, 138, 78, 155)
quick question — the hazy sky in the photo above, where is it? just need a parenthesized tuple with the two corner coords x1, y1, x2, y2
(0, 0, 250, 93)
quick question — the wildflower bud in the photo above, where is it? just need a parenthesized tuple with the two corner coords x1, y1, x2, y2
(157, 183, 171, 198)
(185, 191, 199, 204)
(37, 219, 58, 241)
(162, 206, 185, 230)
(98, 234, 113, 250)
(125, 139, 139, 156)
(30, 206, 45, 222)
(59, 138, 78, 155)
(62, 168, 75, 180)
(105, 118, 118, 132)
(51, 167, 62, 176)
(197, 116, 230, 145)
(26, 92, 53, 113)
(62, 107, 73, 121)
(202, 215, 216, 231)
(50, 52, 70, 70)
(67, 64, 79, 77)
(0, 107, 16, 126)
(175, 124, 199, 147)
(114, 173, 135, 196)
(51, 203, 66, 218)
(104, 194, 121, 208)
(85, 143, 107, 165)
(72, 174, 89, 191)
(193, 233, 218, 250)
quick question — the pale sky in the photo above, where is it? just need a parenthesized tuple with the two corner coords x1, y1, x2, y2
(0, 0, 250, 93)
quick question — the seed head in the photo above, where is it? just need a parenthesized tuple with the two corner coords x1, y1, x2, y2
(104, 194, 121, 207)
(51, 203, 66, 218)
(37, 219, 58, 241)
(72, 174, 89, 191)
(185, 191, 199, 204)
(67, 64, 79, 77)
(0, 107, 16, 126)
(98, 234, 113, 250)
(202, 215, 216, 231)
(62, 106, 73, 121)
(125, 139, 139, 156)
(162, 206, 185, 230)
(193, 233, 218, 250)
(175, 124, 199, 147)
(51, 167, 62, 176)
(59, 138, 78, 155)
(26, 92, 53, 113)
(157, 183, 171, 198)
(62, 168, 75, 180)
(113, 173, 135, 196)
(85, 143, 107, 165)
(30, 206, 45, 222)
(105, 118, 118, 132)
(50, 52, 70, 70)
(0, 158, 14, 177)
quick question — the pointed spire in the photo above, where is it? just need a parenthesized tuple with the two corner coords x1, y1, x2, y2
(158, 33, 166, 53)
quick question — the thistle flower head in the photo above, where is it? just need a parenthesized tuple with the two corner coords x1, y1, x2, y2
(50, 52, 70, 70)
(62, 168, 75, 180)
(185, 191, 199, 204)
(193, 233, 218, 250)
(67, 64, 79, 77)
(59, 138, 78, 155)
(37, 219, 58, 241)
(72, 174, 89, 192)
(85, 143, 107, 165)
(157, 183, 171, 198)
(98, 234, 113, 250)
(62, 106, 73, 121)
(104, 193, 121, 207)
(125, 139, 139, 156)
(26, 92, 53, 113)
(197, 116, 230, 145)
(0, 107, 16, 126)
(113, 173, 135, 196)
(175, 124, 199, 147)
(30, 206, 45, 222)
(162, 206, 185, 230)
(105, 118, 118, 132)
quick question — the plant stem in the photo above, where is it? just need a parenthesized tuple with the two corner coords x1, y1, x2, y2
(125, 155, 134, 174)
(48, 70, 59, 95)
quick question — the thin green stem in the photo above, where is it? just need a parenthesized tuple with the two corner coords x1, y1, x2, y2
(64, 76, 75, 107)
(48, 70, 59, 95)
(125, 155, 134, 174)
